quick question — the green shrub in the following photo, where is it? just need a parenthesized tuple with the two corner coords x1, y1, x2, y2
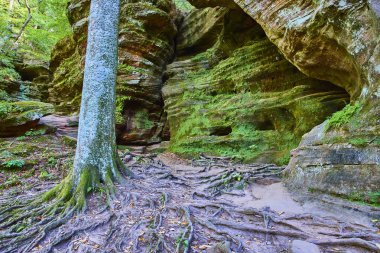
(47, 156, 57, 166)
(39, 170, 54, 180)
(2, 159, 25, 169)
(324, 102, 361, 132)
(25, 129, 46, 136)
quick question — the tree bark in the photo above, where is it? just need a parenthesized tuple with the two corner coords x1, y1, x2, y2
(72, 0, 126, 198)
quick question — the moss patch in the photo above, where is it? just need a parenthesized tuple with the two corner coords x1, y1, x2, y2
(164, 36, 349, 163)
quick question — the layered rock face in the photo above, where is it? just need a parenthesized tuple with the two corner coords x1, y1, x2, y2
(162, 7, 349, 164)
(225, 0, 380, 200)
(0, 51, 54, 137)
(0, 101, 54, 137)
(49, 0, 177, 144)
(46, 0, 379, 202)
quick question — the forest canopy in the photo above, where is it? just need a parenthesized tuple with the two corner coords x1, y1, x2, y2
(0, 0, 70, 81)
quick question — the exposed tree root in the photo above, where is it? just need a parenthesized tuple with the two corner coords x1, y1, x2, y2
(0, 155, 379, 253)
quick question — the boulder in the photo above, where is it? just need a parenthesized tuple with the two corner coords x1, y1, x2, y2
(0, 101, 54, 137)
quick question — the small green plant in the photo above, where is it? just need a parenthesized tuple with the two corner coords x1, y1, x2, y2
(232, 172, 242, 182)
(39, 170, 54, 180)
(277, 154, 291, 166)
(47, 156, 57, 166)
(173, 0, 194, 12)
(349, 138, 368, 147)
(135, 110, 154, 130)
(14, 222, 28, 233)
(368, 191, 380, 204)
(0, 175, 20, 189)
(2, 159, 25, 169)
(0, 102, 13, 119)
(25, 129, 46, 137)
(175, 236, 189, 249)
(16, 136, 26, 141)
(324, 102, 361, 132)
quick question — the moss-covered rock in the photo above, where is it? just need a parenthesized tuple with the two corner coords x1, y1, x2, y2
(228, 0, 380, 200)
(0, 101, 54, 137)
(163, 8, 349, 164)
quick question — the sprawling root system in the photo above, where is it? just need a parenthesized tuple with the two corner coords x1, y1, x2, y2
(0, 154, 379, 253)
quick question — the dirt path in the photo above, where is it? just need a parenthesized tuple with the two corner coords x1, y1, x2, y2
(1, 152, 378, 253)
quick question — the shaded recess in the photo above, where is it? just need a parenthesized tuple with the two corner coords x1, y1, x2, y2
(162, 5, 350, 164)
(227, 0, 380, 199)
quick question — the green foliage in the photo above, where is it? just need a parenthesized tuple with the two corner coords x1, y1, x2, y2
(368, 191, 380, 204)
(0, 101, 13, 118)
(0, 64, 20, 81)
(348, 138, 368, 147)
(0, 175, 20, 190)
(135, 110, 154, 130)
(115, 95, 131, 124)
(277, 154, 291, 166)
(47, 156, 57, 166)
(175, 236, 189, 249)
(347, 191, 380, 206)
(173, 0, 193, 12)
(0, 0, 71, 61)
(39, 170, 54, 180)
(324, 102, 361, 132)
(2, 159, 25, 169)
(25, 128, 46, 136)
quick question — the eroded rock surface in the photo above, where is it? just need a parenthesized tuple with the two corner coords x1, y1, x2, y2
(45, 0, 379, 202)
(228, 0, 380, 200)
(163, 7, 349, 164)
(49, 0, 178, 144)
(0, 101, 54, 137)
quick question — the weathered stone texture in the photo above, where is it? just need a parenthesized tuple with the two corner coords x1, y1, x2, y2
(163, 7, 349, 164)
(49, 0, 178, 144)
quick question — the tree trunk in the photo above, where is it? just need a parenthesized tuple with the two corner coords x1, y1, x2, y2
(70, 0, 128, 204)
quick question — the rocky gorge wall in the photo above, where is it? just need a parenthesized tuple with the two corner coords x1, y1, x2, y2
(0, 52, 54, 137)
(162, 6, 349, 164)
(223, 0, 380, 201)
(49, 0, 178, 144)
(45, 0, 379, 202)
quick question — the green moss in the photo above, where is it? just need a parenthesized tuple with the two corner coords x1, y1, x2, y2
(39, 170, 54, 180)
(0, 67, 20, 82)
(115, 95, 131, 124)
(62, 136, 77, 148)
(51, 49, 83, 112)
(165, 28, 349, 163)
(135, 110, 154, 130)
(324, 102, 361, 132)
(348, 138, 368, 147)
(277, 153, 291, 166)
(25, 129, 46, 137)
(0, 175, 21, 190)
(173, 0, 193, 12)
(347, 191, 380, 206)
(0, 102, 13, 119)
(309, 188, 380, 207)
(118, 64, 148, 75)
